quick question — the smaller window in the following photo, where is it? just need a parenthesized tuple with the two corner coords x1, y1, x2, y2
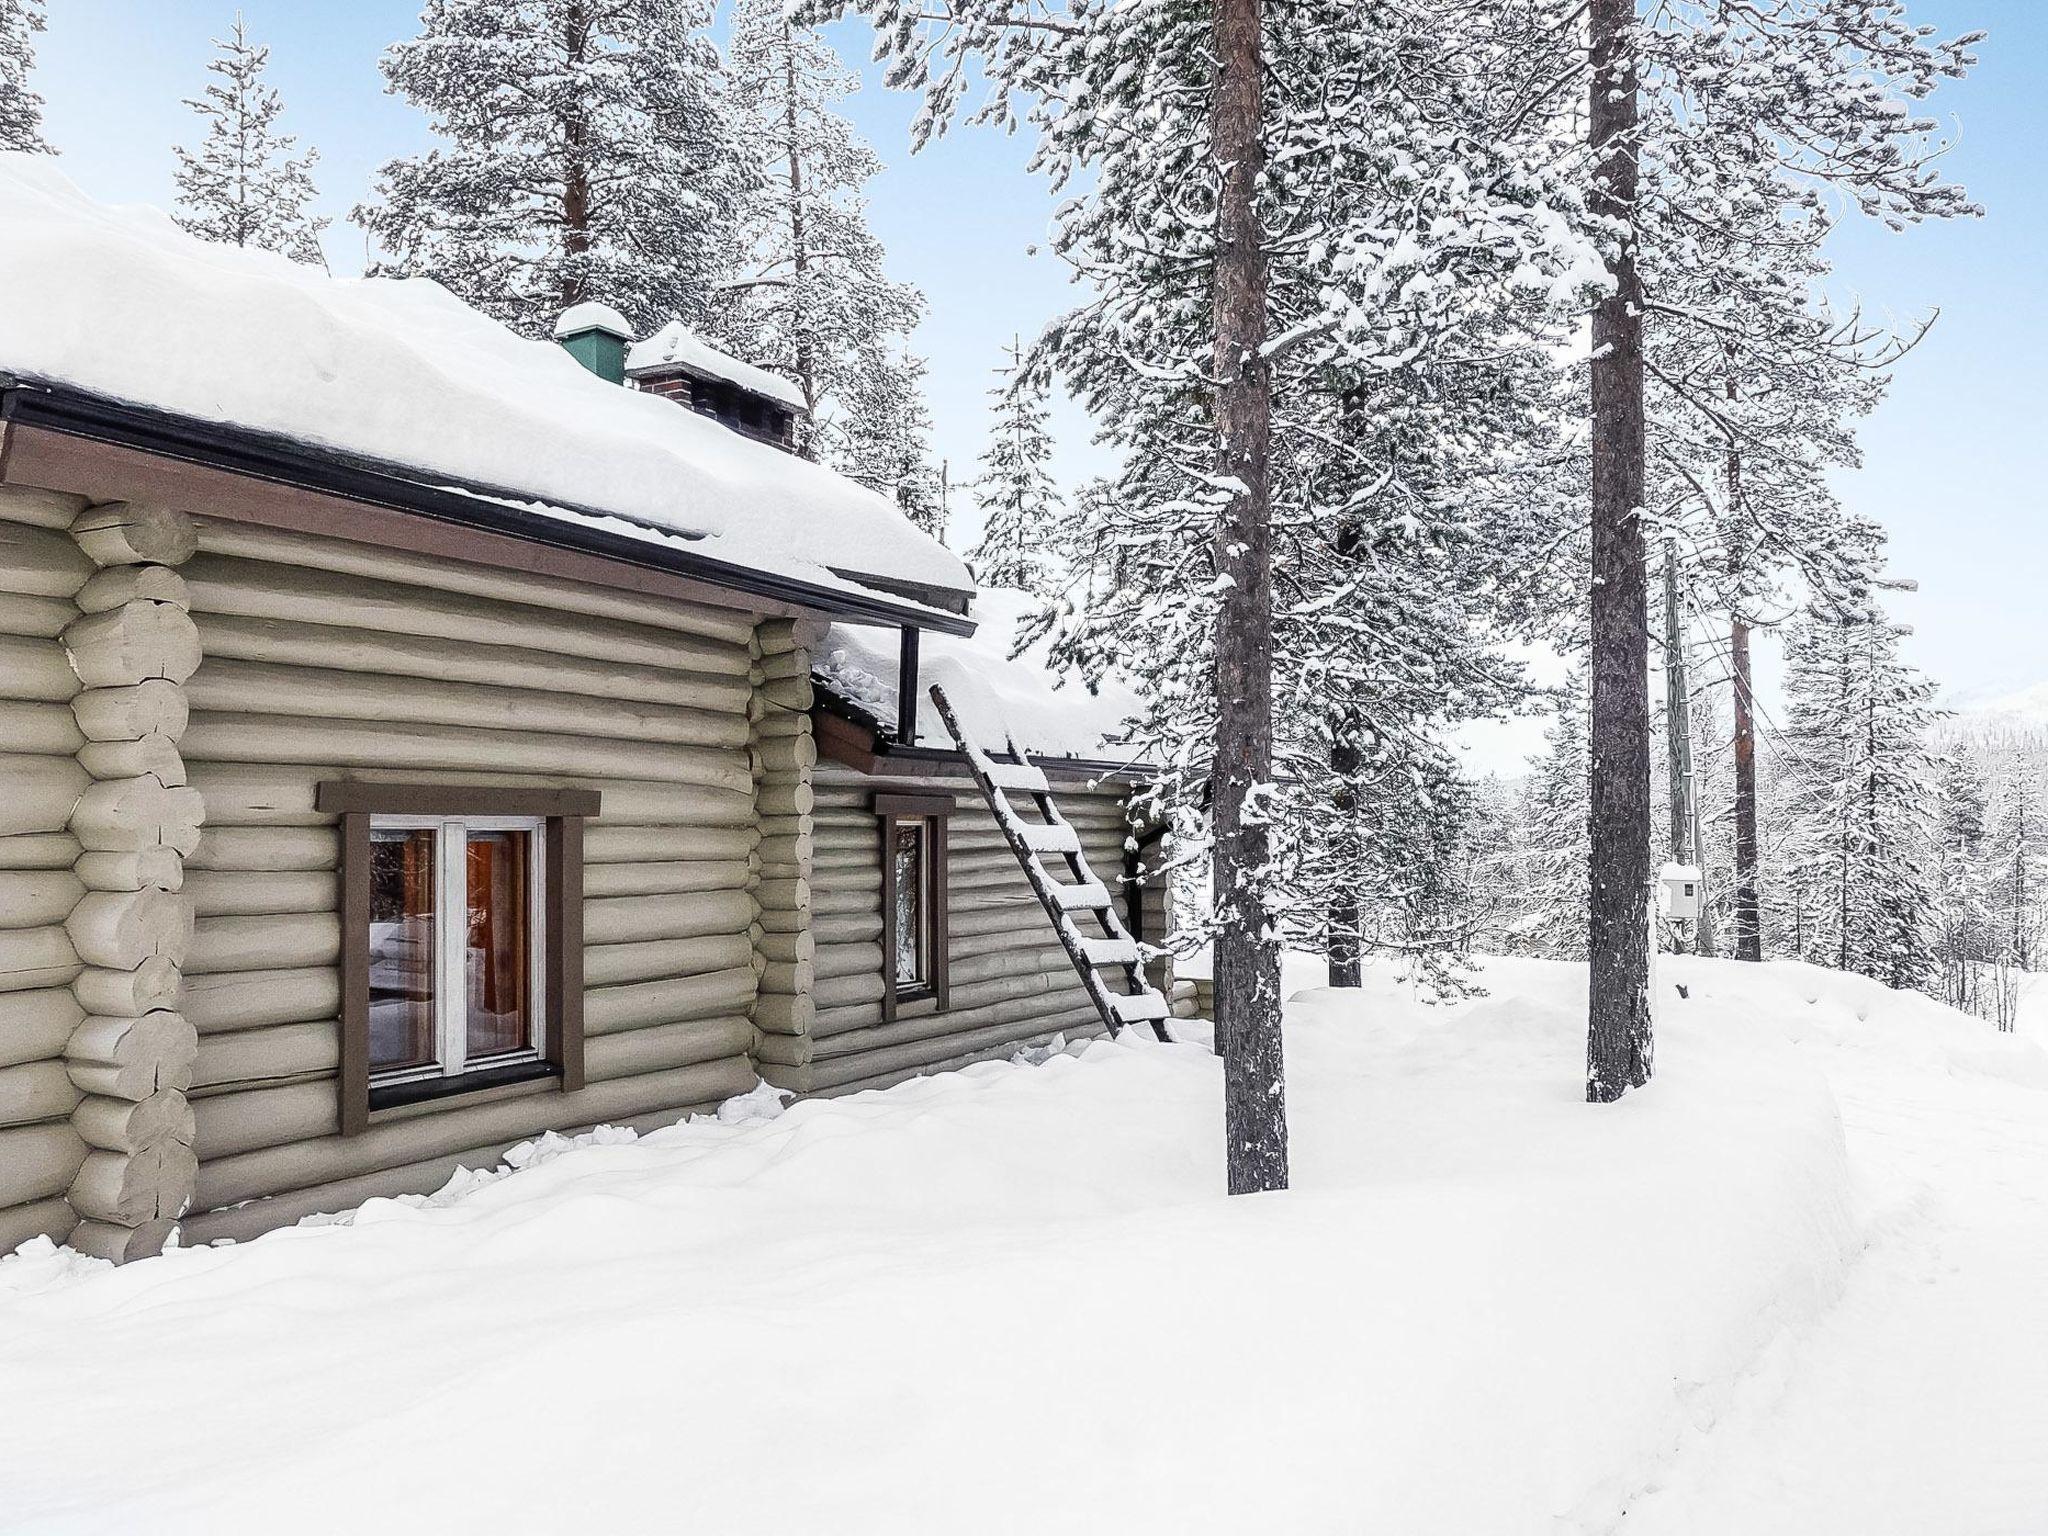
(875, 792, 952, 1019)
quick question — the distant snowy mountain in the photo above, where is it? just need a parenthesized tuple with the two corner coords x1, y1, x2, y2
(1949, 682, 2048, 728)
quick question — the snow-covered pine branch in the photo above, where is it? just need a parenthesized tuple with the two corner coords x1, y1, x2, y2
(967, 337, 1062, 595)
(355, 0, 748, 337)
(172, 17, 328, 267)
(712, 0, 934, 497)
(0, 0, 52, 154)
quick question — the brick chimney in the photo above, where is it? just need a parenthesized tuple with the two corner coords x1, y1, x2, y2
(625, 321, 808, 453)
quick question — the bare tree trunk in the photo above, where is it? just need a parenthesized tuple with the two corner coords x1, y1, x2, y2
(1585, 0, 1654, 1103)
(783, 24, 821, 459)
(560, 0, 593, 310)
(1328, 728, 1362, 988)
(1730, 615, 1763, 960)
(1210, 0, 1287, 1194)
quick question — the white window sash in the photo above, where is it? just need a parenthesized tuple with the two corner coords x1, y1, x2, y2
(370, 813, 547, 1086)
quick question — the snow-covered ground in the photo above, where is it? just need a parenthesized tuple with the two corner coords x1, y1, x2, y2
(2, 957, 2045, 1533)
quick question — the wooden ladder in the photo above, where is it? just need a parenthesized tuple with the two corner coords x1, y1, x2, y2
(929, 685, 1174, 1043)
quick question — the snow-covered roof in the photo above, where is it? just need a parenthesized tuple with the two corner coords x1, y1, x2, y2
(814, 588, 1147, 765)
(626, 321, 809, 415)
(0, 158, 966, 607)
(552, 301, 633, 340)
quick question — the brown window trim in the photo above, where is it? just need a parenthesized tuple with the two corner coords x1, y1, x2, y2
(320, 780, 595, 1136)
(875, 792, 952, 1021)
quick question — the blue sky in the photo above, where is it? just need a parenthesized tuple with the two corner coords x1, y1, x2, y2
(27, 0, 2041, 729)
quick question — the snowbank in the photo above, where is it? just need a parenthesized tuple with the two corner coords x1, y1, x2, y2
(0, 156, 969, 604)
(0, 958, 1881, 1533)
(815, 588, 1145, 761)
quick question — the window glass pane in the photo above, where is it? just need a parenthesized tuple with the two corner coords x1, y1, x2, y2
(893, 822, 925, 987)
(369, 827, 437, 1072)
(466, 829, 533, 1060)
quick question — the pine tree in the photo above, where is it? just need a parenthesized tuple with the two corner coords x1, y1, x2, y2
(712, 0, 928, 474)
(172, 17, 329, 266)
(837, 346, 945, 539)
(1521, 680, 1593, 962)
(967, 339, 1061, 594)
(1779, 556, 1942, 991)
(1557, 0, 1979, 1097)
(1988, 758, 2045, 975)
(1930, 753, 1993, 1016)
(356, 0, 748, 337)
(0, 0, 52, 154)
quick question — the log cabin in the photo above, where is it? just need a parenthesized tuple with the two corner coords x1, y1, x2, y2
(0, 158, 1184, 1262)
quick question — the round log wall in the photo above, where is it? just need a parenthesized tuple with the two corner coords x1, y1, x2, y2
(171, 518, 771, 1241)
(784, 762, 1148, 1096)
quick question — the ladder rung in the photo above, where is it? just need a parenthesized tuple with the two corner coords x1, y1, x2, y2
(985, 761, 1049, 794)
(1077, 935, 1141, 967)
(1015, 820, 1079, 854)
(1047, 880, 1111, 912)
(1108, 991, 1171, 1024)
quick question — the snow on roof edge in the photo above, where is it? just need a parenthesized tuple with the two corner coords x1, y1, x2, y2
(0, 156, 963, 599)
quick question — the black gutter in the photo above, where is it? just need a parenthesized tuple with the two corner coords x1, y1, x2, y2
(0, 376, 977, 637)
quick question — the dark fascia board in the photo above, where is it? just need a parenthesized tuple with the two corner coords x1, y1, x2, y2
(0, 375, 977, 637)
(812, 685, 1158, 783)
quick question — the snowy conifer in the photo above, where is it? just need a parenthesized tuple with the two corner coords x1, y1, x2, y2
(1551, 0, 1980, 1096)
(1930, 753, 1993, 1016)
(1778, 545, 1942, 990)
(357, 0, 748, 337)
(836, 346, 945, 540)
(172, 18, 329, 266)
(1520, 681, 1593, 962)
(711, 0, 927, 475)
(0, 0, 51, 154)
(1988, 759, 2046, 976)
(967, 339, 1061, 594)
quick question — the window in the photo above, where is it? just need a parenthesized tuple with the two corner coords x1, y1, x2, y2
(368, 817, 541, 1082)
(319, 782, 599, 1133)
(875, 792, 952, 1019)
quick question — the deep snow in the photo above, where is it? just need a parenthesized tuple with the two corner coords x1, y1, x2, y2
(0, 156, 970, 605)
(2, 958, 2045, 1533)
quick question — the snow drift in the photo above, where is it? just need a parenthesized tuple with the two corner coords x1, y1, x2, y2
(13, 957, 2035, 1532)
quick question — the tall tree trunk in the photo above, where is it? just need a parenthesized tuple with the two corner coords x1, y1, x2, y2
(1723, 365, 1761, 963)
(783, 24, 821, 458)
(560, 0, 593, 310)
(1730, 616, 1762, 959)
(1210, 0, 1287, 1194)
(1328, 727, 1362, 988)
(1585, 0, 1653, 1103)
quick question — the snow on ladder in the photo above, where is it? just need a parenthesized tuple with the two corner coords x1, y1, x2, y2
(928, 684, 1175, 1043)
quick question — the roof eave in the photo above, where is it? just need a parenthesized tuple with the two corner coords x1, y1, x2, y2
(0, 375, 975, 636)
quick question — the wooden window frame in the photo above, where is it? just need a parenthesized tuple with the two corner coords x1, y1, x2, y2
(319, 781, 598, 1134)
(875, 792, 952, 1020)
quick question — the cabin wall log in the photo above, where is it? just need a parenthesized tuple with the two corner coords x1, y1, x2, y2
(169, 530, 767, 1241)
(0, 494, 91, 1247)
(44, 499, 204, 1260)
(747, 620, 818, 1059)
(789, 763, 1154, 1092)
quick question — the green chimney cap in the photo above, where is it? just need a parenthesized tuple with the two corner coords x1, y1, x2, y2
(553, 301, 633, 385)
